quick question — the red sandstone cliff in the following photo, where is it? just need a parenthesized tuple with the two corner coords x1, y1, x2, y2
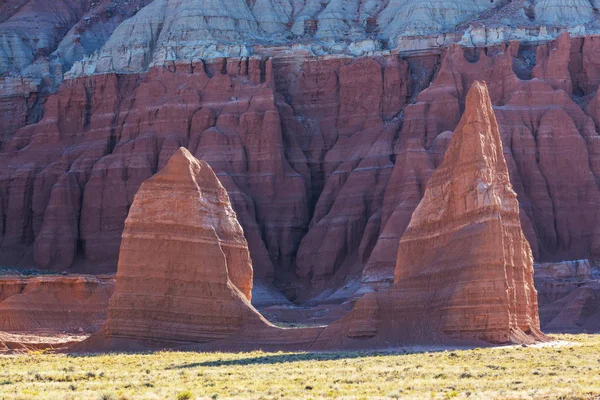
(2, 34, 600, 303)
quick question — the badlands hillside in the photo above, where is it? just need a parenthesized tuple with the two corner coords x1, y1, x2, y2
(1, 0, 600, 332)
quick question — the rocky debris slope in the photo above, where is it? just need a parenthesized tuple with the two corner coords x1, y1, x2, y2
(99, 147, 266, 344)
(0, 275, 114, 332)
(67, 0, 500, 76)
(0, 0, 153, 77)
(316, 82, 545, 347)
(534, 0, 597, 25)
(0, 0, 92, 75)
(536, 259, 600, 332)
(0, 0, 154, 146)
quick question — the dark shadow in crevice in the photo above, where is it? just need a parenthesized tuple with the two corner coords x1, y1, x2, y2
(512, 45, 537, 81)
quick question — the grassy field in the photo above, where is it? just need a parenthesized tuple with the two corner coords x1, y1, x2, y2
(0, 334, 599, 399)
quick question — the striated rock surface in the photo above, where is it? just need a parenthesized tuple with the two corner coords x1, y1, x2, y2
(0, 275, 114, 332)
(315, 82, 545, 346)
(83, 147, 330, 352)
(102, 147, 266, 343)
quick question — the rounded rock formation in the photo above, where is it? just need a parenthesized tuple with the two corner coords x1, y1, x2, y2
(100, 147, 266, 344)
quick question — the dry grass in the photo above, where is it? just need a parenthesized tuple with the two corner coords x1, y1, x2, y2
(0, 334, 599, 399)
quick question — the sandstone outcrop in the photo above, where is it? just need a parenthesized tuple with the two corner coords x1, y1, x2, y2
(0, 331, 87, 354)
(315, 82, 546, 346)
(100, 147, 266, 344)
(0, 275, 114, 332)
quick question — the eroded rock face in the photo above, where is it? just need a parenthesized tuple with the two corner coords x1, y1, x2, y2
(69, 0, 498, 76)
(4, 34, 600, 307)
(0, 275, 114, 332)
(0, 60, 309, 283)
(317, 82, 545, 346)
(536, 259, 600, 333)
(103, 147, 266, 343)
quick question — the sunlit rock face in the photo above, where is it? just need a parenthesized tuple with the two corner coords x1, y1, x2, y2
(4, 0, 600, 314)
(314, 82, 546, 348)
(392, 81, 543, 343)
(104, 148, 263, 343)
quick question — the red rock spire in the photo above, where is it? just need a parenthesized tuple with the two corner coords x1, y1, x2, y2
(105, 147, 258, 343)
(393, 81, 543, 343)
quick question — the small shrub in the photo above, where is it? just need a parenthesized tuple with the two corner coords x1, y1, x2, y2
(177, 391, 192, 400)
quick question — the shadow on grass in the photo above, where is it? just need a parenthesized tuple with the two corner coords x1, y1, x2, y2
(169, 351, 402, 369)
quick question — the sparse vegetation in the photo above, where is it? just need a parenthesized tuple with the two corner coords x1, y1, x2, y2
(177, 390, 193, 400)
(0, 334, 599, 399)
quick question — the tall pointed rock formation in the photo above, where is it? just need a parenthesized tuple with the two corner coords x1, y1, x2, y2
(317, 81, 546, 347)
(102, 147, 264, 344)
(392, 81, 543, 343)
